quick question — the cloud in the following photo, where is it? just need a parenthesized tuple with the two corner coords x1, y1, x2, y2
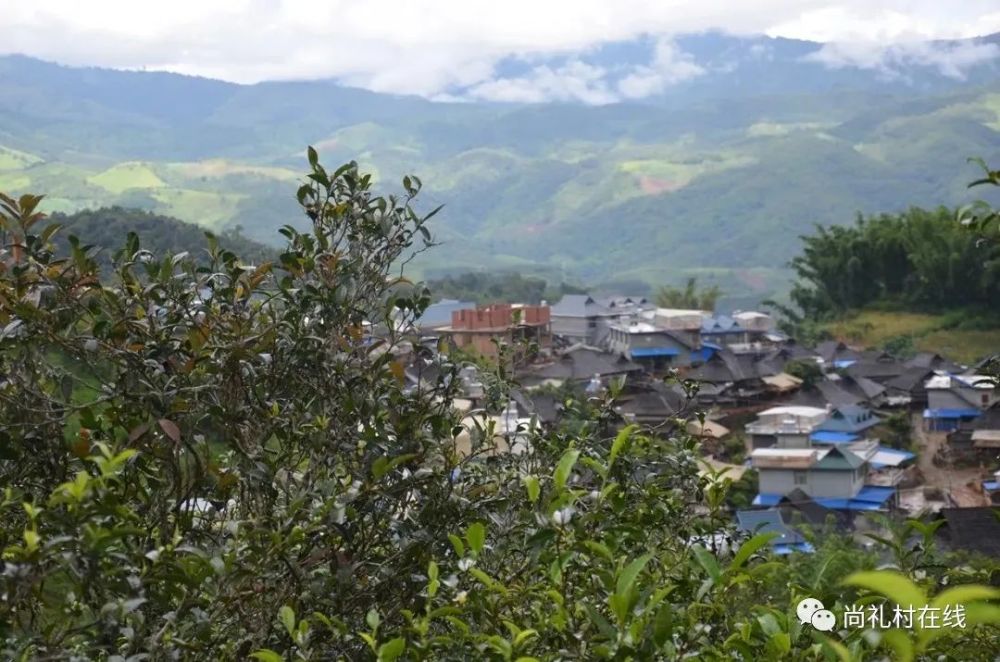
(468, 61, 617, 104)
(808, 40, 1000, 80)
(618, 39, 705, 99)
(0, 1, 998, 100)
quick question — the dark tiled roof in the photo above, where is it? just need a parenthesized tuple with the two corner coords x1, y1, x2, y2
(845, 359, 906, 382)
(906, 352, 962, 373)
(511, 389, 562, 424)
(687, 349, 766, 384)
(615, 382, 686, 419)
(973, 406, 1000, 432)
(550, 294, 598, 317)
(885, 367, 935, 393)
(940, 507, 1000, 558)
(839, 374, 886, 402)
(736, 510, 808, 546)
(789, 381, 863, 409)
(534, 346, 643, 381)
(778, 488, 848, 528)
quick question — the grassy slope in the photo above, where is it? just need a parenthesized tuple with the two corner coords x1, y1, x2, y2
(823, 310, 1000, 364)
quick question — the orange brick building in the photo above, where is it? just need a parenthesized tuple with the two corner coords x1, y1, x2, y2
(439, 303, 551, 360)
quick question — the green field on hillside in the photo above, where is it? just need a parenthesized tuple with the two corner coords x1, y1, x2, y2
(824, 310, 1000, 364)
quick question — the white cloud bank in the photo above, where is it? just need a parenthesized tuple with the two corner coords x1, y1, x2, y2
(0, 1, 998, 102)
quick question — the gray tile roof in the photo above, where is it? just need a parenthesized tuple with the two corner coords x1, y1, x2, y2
(534, 346, 643, 381)
(939, 508, 1000, 558)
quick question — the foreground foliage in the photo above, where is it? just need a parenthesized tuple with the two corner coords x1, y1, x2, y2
(0, 153, 998, 660)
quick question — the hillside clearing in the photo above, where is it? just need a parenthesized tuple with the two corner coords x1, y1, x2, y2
(824, 310, 1000, 364)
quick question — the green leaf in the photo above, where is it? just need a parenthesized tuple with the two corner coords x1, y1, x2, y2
(608, 424, 636, 469)
(554, 448, 580, 491)
(466, 522, 486, 555)
(880, 629, 913, 662)
(765, 632, 791, 657)
(372, 453, 418, 480)
(652, 603, 673, 646)
(250, 650, 283, 662)
(584, 603, 617, 640)
(691, 545, 721, 582)
(377, 637, 405, 662)
(930, 585, 1000, 608)
(447, 533, 465, 557)
(615, 553, 652, 601)
(366, 608, 381, 632)
(842, 571, 925, 610)
(522, 475, 540, 503)
(730, 532, 778, 571)
(307, 146, 319, 168)
(818, 635, 853, 662)
(278, 605, 296, 638)
(513, 629, 538, 647)
(583, 540, 613, 563)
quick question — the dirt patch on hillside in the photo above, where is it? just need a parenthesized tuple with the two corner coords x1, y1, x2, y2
(638, 175, 684, 195)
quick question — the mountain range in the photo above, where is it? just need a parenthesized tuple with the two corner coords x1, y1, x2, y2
(1, 31, 1000, 305)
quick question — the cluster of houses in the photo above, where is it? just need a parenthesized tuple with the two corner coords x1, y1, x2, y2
(398, 294, 1000, 559)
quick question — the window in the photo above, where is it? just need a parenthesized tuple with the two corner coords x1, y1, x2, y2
(793, 471, 807, 486)
(984, 393, 990, 406)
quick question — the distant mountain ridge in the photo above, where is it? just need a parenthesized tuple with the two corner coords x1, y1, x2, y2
(0, 31, 999, 305)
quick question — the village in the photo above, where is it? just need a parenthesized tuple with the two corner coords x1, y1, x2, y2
(392, 294, 1000, 559)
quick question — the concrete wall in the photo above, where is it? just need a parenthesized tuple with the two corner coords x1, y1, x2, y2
(551, 315, 590, 342)
(758, 467, 862, 499)
(616, 332, 693, 368)
(773, 433, 811, 449)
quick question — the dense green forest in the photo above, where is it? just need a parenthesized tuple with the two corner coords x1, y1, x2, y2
(45, 206, 275, 270)
(1, 154, 999, 659)
(784, 205, 1000, 319)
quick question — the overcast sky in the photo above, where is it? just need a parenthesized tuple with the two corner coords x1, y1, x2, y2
(2, 1, 998, 102)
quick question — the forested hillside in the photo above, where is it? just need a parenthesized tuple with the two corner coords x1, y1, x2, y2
(47, 207, 274, 270)
(1, 39, 999, 302)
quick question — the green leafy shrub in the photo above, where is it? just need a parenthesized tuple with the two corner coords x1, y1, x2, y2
(0, 153, 998, 660)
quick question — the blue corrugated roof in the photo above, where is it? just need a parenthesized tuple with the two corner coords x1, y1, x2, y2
(690, 347, 716, 363)
(923, 408, 982, 419)
(631, 347, 679, 358)
(983, 481, 1000, 492)
(810, 431, 860, 444)
(755, 487, 894, 511)
(752, 494, 782, 507)
(870, 446, 916, 470)
(854, 485, 896, 504)
(833, 359, 857, 368)
(774, 542, 815, 555)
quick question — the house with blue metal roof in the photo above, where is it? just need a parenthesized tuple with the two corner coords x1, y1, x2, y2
(924, 372, 998, 431)
(606, 320, 698, 371)
(750, 441, 899, 512)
